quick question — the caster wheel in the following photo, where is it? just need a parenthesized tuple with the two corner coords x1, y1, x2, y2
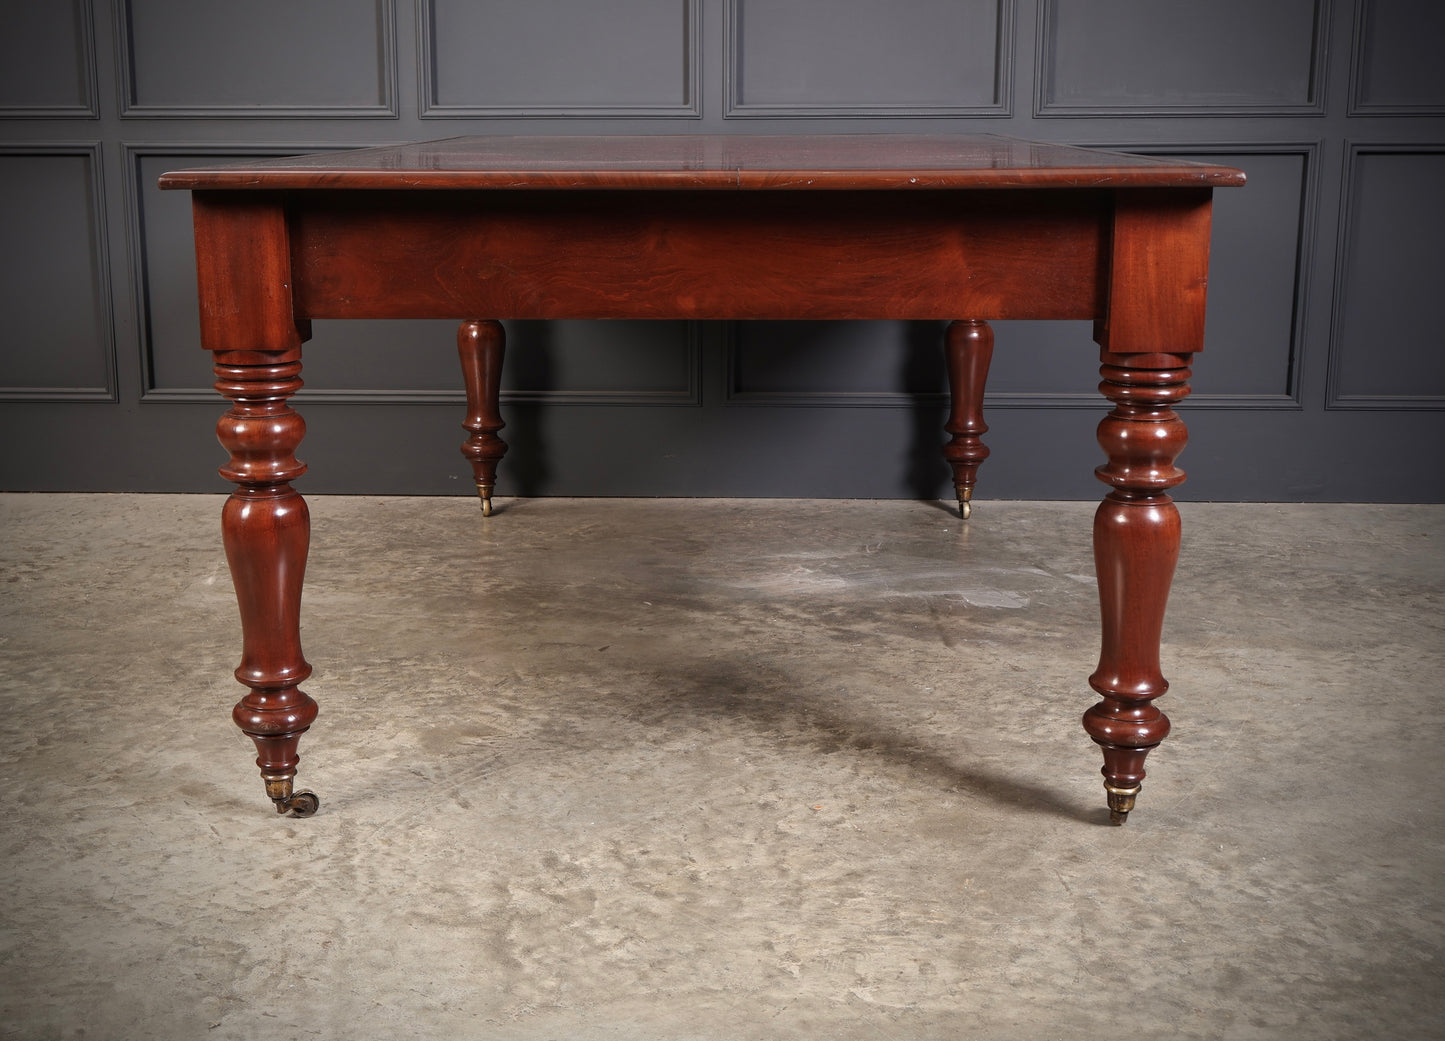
(285, 791, 320, 818)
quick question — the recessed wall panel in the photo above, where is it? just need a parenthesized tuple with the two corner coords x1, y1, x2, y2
(729, 152, 1307, 407)
(1171, 150, 1310, 401)
(134, 151, 696, 403)
(1352, 0, 1445, 112)
(1330, 149, 1445, 407)
(729, 319, 1105, 404)
(729, 322, 947, 403)
(133, 150, 224, 394)
(498, 322, 697, 403)
(423, 0, 697, 115)
(0, 0, 95, 116)
(121, 0, 393, 115)
(0, 149, 112, 399)
(134, 151, 455, 396)
(727, 0, 1008, 116)
(990, 152, 1309, 403)
(1039, 0, 1323, 114)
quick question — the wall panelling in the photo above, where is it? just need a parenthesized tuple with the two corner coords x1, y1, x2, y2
(0, 144, 114, 400)
(0, 0, 1441, 500)
(119, 0, 396, 116)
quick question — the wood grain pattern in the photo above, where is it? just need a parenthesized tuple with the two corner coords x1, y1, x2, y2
(1096, 189, 1215, 353)
(289, 190, 1106, 321)
(190, 193, 310, 352)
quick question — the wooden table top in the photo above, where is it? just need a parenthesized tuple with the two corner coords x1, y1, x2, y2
(158, 134, 1246, 192)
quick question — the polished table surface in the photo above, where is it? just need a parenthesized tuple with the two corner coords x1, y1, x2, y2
(157, 133, 1239, 190)
(160, 135, 1244, 823)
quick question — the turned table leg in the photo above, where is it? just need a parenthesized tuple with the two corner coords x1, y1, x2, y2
(214, 355, 320, 817)
(1082, 353, 1192, 824)
(942, 319, 994, 519)
(457, 319, 508, 516)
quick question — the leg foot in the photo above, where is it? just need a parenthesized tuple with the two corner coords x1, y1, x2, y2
(458, 320, 507, 517)
(1104, 783, 1140, 825)
(943, 320, 994, 520)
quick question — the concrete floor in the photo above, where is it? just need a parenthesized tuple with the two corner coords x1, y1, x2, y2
(0, 494, 1441, 1040)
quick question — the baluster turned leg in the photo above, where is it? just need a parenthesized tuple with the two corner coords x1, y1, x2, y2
(214, 356, 320, 817)
(457, 320, 508, 516)
(942, 319, 994, 519)
(1082, 354, 1192, 824)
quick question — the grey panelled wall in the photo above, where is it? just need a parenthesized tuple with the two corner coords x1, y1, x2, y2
(1, 0, 1442, 501)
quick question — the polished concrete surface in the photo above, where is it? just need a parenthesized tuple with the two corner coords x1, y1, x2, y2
(1, 494, 1442, 1040)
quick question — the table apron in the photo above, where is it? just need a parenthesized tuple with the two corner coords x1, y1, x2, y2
(286, 190, 1107, 323)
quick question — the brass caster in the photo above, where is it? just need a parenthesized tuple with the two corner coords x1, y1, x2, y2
(1105, 783, 1140, 826)
(957, 487, 974, 520)
(476, 483, 494, 517)
(274, 790, 320, 818)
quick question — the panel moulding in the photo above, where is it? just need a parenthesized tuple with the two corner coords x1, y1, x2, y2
(126, 143, 344, 401)
(0, 0, 99, 118)
(129, 144, 706, 406)
(724, 0, 1014, 118)
(1347, 0, 1445, 115)
(1034, 0, 1330, 117)
(0, 142, 116, 402)
(1326, 144, 1445, 411)
(117, 0, 398, 118)
(419, 0, 701, 118)
(1101, 142, 1319, 409)
(722, 138, 1316, 415)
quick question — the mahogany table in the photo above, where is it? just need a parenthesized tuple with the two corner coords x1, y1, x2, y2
(159, 135, 1244, 824)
